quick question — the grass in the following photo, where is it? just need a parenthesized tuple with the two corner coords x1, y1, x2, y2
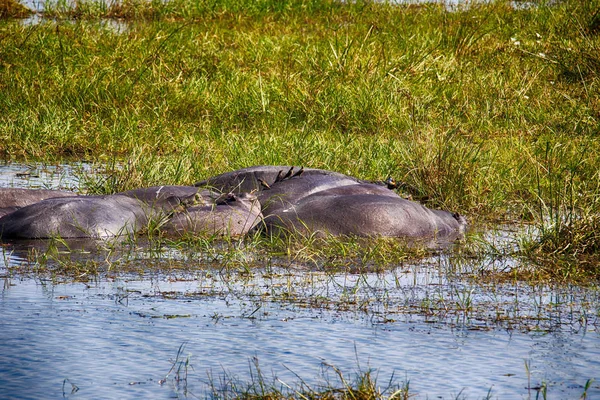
(2, 227, 435, 283)
(0, 0, 600, 279)
(155, 343, 596, 400)
(0, 0, 32, 18)
(158, 348, 413, 400)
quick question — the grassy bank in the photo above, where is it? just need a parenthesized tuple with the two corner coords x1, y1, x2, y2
(1, 0, 599, 277)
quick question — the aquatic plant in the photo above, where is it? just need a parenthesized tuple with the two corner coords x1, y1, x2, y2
(513, 141, 600, 282)
(205, 355, 411, 399)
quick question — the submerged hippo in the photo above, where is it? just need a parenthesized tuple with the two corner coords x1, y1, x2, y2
(0, 188, 77, 218)
(195, 165, 360, 194)
(262, 184, 467, 238)
(0, 206, 19, 218)
(197, 165, 467, 239)
(0, 195, 152, 239)
(117, 185, 219, 220)
(161, 192, 262, 237)
(257, 174, 368, 216)
(255, 172, 466, 239)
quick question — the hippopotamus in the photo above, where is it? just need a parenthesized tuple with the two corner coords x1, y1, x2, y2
(262, 184, 467, 238)
(0, 184, 258, 240)
(117, 185, 220, 221)
(0, 207, 19, 218)
(161, 192, 262, 237)
(196, 166, 467, 239)
(0, 188, 77, 218)
(118, 185, 216, 206)
(195, 165, 361, 194)
(257, 174, 367, 216)
(0, 195, 154, 239)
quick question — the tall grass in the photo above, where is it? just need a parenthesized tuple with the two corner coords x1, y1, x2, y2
(515, 141, 600, 281)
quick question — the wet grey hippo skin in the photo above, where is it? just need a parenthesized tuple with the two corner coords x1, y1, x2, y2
(195, 165, 361, 194)
(262, 186, 467, 238)
(199, 166, 467, 238)
(0, 195, 150, 239)
(0, 188, 77, 218)
(161, 192, 262, 237)
(0, 166, 467, 240)
(258, 175, 376, 216)
(0, 207, 19, 218)
(117, 185, 220, 219)
(118, 185, 217, 207)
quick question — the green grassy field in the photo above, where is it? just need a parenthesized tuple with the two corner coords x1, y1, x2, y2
(1, 0, 599, 280)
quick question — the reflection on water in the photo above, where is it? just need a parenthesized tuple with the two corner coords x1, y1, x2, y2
(19, 14, 130, 34)
(1, 161, 600, 399)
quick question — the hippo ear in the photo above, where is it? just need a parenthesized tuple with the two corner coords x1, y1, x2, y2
(291, 166, 304, 178)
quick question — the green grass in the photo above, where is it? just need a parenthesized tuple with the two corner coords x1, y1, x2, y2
(202, 356, 411, 400)
(0, 0, 32, 18)
(157, 345, 412, 400)
(1, 0, 600, 279)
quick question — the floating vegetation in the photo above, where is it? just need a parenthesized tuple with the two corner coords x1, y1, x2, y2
(2, 229, 598, 334)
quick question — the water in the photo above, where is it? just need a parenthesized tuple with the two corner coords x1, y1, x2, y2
(0, 161, 88, 191)
(1, 274, 599, 399)
(1, 162, 600, 399)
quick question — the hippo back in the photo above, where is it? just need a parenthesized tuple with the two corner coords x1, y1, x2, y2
(161, 193, 262, 237)
(194, 165, 358, 194)
(0, 195, 149, 239)
(263, 191, 466, 238)
(0, 188, 77, 209)
(118, 186, 218, 210)
(257, 174, 363, 215)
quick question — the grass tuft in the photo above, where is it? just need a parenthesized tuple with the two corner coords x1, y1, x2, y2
(206, 356, 411, 400)
(0, 0, 32, 18)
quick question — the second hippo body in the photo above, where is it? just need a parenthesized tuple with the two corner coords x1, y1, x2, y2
(263, 189, 466, 238)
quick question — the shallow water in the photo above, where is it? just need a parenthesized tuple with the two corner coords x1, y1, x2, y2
(1, 268, 599, 399)
(1, 162, 600, 399)
(0, 161, 87, 192)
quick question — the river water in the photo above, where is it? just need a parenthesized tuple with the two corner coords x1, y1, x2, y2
(0, 162, 599, 399)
